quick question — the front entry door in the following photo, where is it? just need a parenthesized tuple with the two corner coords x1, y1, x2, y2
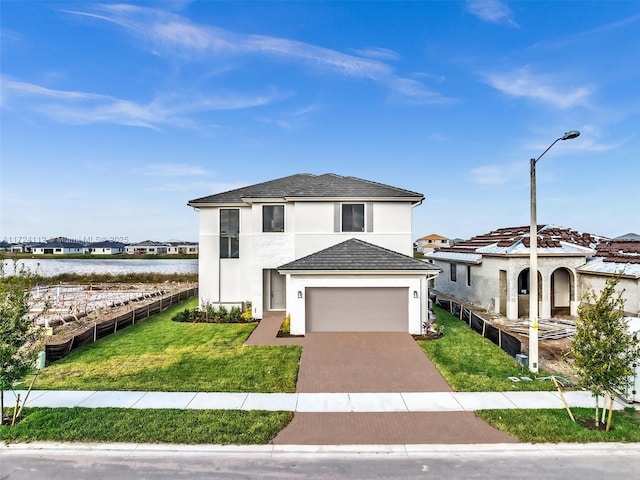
(269, 270, 286, 310)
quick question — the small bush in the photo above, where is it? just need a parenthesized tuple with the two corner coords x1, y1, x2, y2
(172, 304, 253, 324)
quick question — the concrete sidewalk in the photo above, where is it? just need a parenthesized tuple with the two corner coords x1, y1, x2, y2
(4, 389, 632, 412)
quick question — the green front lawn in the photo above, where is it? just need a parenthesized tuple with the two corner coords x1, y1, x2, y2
(477, 408, 640, 443)
(34, 299, 301, 392)
(0, 408, 291, 444)
(418, 306, 556, 392)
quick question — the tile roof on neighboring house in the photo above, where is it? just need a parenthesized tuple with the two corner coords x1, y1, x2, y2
(596, 239, 640, 264)
(188, 173, 424, 205)
(278, 238, 440, 272)
(426, 225, 606, 261)
(417, 233, 448, 241)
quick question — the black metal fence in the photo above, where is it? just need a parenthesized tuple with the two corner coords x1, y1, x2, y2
(435, 296, 521, 358)
(45, 287, 198, 363)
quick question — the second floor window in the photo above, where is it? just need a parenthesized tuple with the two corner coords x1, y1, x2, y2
(263, 205, 285, 232)
(342, 203, 365, 232)
(220, 209, 239, 258)
(450, 263, 457, 282)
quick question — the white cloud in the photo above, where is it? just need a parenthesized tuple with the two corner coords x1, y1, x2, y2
(482, 67, 593, 109)
(140, 163, 209, 177)
(466, 0, 518, 27)
(351, 47, 401, 61)
(64, 4, 452, 104)
(470, 161, 527, 185)
(1, 76, 285, 129)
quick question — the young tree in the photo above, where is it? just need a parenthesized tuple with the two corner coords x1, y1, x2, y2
(571, 277, 640, 431)
(0, 257, 45, 425)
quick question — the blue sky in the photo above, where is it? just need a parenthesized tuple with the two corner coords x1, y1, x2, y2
(1, 1, 639, 243)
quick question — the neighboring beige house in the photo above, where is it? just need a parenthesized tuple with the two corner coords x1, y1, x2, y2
(577, 238, 640, 317)
(415, 233, 450, 254)
(167, 242, 199, 255)
(425, 225, 606, 321)
(188, 173, 440, 335)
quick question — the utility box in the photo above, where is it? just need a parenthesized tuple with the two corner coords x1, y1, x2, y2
(622, 317, 640, 403)
(516, 353, 528, 367)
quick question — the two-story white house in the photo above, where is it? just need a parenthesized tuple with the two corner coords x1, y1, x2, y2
(188, 173, 439, 335)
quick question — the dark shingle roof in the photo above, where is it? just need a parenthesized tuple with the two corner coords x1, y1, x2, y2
(188, 173, 423, 205)
(278, 239, 440, 272)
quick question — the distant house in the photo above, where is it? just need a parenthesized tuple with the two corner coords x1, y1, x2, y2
(125, 241, 169, 255)
(32, 241, 85, 255)
(425, 225, 605, 321)
(0, 241, 11, 251)
(415, 233, 450, 254)
(577, 238, 640, 317)
(10, 243, 40, 253)
(167, 242, 199, 255)
(84, 241, 126, 255)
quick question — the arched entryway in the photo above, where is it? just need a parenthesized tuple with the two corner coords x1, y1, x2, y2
(551, 267, 574, 317)
(517, 268, 541, 318)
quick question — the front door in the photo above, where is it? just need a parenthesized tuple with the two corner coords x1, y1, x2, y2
(269, 269, 286, 310)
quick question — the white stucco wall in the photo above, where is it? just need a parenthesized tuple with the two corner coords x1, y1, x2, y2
(285, 274, 429, 335)
(196, 199, 418, 317)
(293, 201, 414, 257)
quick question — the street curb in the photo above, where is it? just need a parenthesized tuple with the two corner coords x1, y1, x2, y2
(3, 441, 640, 457)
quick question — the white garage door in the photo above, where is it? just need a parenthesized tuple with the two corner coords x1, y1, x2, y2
(306, 287, 408, 332)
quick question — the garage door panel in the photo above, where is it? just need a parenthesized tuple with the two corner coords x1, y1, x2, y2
(306, 287, 408, 332)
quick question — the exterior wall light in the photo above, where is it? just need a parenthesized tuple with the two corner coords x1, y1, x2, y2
(297, 291, 303, 299)
(413, 290, 419, 298)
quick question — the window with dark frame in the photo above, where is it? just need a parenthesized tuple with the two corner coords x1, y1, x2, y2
(450, 263, 457, 282)
(263, 205, 285, 232)
(466, 265, 472, 286)
(220, 208, 239, 258)
(342, 203, 365, 232)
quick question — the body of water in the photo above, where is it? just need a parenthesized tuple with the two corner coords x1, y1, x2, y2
(2, 258, 198, 277)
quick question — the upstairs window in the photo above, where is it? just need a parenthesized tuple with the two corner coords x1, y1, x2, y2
(450, 263, 457, 282)
(220, 209, 239, 258)
(263, 205, 285, 232)
(342, 203, 365, 232)
(467, 265, 472, 286)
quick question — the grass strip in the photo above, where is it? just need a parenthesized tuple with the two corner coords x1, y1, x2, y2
(0, 408, 292, 444)
(35, 299, 302, 392)
(418, 306, 556, 392)
(477, 407, 640, 442)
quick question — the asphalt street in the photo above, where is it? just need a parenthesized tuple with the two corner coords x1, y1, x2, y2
(2, 444, 639, 480)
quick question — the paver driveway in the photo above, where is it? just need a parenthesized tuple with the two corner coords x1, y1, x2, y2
(247, 313, 518, 445)
(296, 332, 451, 393)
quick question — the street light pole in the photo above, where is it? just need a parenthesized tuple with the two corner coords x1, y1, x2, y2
(528, 130, 580, 373)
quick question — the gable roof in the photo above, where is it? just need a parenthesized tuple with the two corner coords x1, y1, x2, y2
(278, 238, 440, 272)
(417, 233, 448, 241)
(188, 173, 424, 206)
(426, 224, 606, 262)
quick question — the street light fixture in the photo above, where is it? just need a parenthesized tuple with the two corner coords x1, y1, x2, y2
(528, 130, 580, 373)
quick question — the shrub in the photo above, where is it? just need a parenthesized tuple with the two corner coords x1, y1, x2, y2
(171, 304, 253, 324)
